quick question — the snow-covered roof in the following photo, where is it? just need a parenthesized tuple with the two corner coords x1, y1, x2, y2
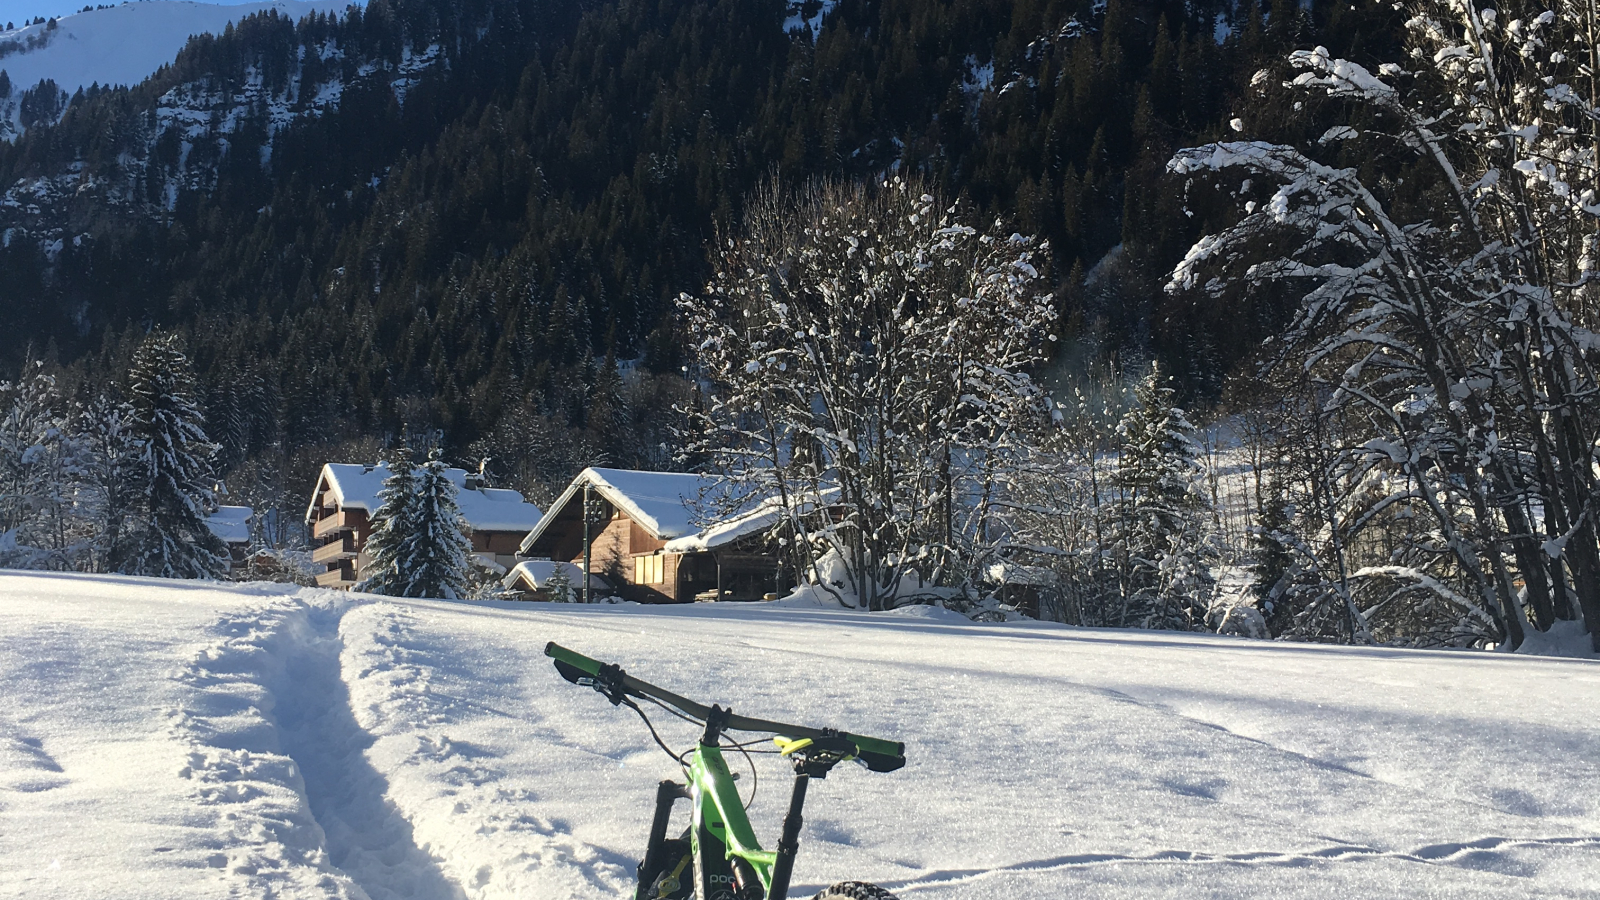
(984, 561, 1058, 586)
(520, 467, 818, 557)
(501, 560, 611, 598)
(305, 463, 542, 533)
(205, 506, 253, 545)
(455, 486, 544, 534)
(519, 468, 727, 554)
(662, 487, 836, 554)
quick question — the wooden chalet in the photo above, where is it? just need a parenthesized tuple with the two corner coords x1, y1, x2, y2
(305, 463, 543, 589)
(518, 467, 788, 603)
(205, 505, 254, 575)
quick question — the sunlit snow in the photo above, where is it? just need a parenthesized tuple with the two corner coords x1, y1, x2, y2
(2, 570, 1598, 898)
(0, 1, 354, 98)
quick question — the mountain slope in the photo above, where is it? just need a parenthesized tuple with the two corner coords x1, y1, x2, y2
(3, 570, 1598, 898)
(0, 0, 1405, 511)
(0, 1, 356, 134)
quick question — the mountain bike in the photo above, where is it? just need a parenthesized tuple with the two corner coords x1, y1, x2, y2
(546, 642, 906, 900)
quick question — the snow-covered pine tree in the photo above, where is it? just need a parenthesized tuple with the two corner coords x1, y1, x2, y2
(0, 364, 84, 569)
(1114, 366, 1215, 630)
(357, 451, 418, 596)
(121, 335, 226, 579)
(541, 564, 575, 603)
(76, 393, 138, 573)
(1249, 463, 1296, 636)
(399, 450, 473, 599)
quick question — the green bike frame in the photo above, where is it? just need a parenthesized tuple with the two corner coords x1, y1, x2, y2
(546, 642, 905, 900)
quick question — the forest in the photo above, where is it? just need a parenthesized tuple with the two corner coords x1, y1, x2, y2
(0, 0, 1389, 487)
(5, 0, 1599, 652)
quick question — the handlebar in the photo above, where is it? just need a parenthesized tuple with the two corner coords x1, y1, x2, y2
(546, 642, 906, 773)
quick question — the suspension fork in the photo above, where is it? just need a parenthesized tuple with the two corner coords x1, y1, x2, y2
(637, 780, 689, 900)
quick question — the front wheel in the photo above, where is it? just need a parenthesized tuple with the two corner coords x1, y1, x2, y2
(811, 882, 901, 900)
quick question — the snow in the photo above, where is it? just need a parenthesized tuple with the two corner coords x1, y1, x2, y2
(453, 488, 542, 536)
(311, 463, 542, 534)
(523, 468, 728, 555)
(502, 559, 612, 597)
(782, 0, 836, 40)
(0, 1, 353, 100)
(3, 569, 1599, 898)
(1213, 13, 1233, 44)
(204, 504, 253, 545)
(961, 54, 994, 97)
(1515, 619, 1598, 659)
(663, 488, 834, 554)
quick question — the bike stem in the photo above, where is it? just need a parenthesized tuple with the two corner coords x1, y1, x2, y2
(702, 703, 732, 747)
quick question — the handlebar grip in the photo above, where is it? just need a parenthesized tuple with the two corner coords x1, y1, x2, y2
(843, 733, 906, 773)
(546, 641, 604, 682)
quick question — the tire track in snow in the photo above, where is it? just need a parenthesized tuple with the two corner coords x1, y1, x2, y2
(170, 593, 464, 899)
(883, 834, 1600, 892)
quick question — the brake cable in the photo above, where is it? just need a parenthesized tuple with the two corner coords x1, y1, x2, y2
(617, 693, 685, 764)
(620, 691, 768, 811)
(726, 734, 759, 810)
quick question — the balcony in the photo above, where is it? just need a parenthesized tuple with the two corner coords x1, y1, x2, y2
(315, 563, 355, 588)
(312, 510, 364, 540)
(311, 534, 358, 565)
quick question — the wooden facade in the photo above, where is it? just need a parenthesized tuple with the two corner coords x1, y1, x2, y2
(307, 487, 372, 588)
(305, 463, 542, 590)
(519, 469, 789, 604)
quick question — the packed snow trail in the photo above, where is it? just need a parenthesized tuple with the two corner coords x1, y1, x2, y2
(270, 603, 464, 900)
(3, 571, 1600, 898)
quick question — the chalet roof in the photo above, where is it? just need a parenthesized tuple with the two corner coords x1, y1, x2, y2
(501, 560, 611, 597)
(519, 467, 732, 555)
(520, 468, 825, 556)
(304, 462, 543, 533)
(205, 506, 253, 546)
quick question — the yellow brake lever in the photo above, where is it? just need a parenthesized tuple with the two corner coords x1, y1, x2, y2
(773, 736, 814, 757)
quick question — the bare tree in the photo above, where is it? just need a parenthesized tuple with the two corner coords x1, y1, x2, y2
(678, 177, 1058, 609)
(1169, 0, 1600, 649)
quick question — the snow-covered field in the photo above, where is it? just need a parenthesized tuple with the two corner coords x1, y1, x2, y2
(3, 571, 1598, 899)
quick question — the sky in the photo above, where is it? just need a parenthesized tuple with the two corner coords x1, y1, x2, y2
(0, 0, 265, 30)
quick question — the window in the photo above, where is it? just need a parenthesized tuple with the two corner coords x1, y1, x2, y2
(634, 554, 664, 584)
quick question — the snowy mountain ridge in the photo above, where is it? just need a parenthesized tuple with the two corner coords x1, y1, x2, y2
(0, 0, 450, 269)
(0, 0, 357, 135)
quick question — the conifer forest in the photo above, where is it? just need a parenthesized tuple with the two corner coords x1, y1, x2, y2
(5, 0, 1600, 654)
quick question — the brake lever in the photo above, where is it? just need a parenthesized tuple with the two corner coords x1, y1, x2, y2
(578, 662, 629, 706)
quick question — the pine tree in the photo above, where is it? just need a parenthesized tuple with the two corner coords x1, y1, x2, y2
(357, 450, 418, 596)
(77, 393, 138, 573)
(0, 364, 81, 568)
(121, 334, 226, 579)
(400, 450, 472, 599)
(1115, 365, 1215, 630)
(0, 364, 61, 537)
(541, 563, 574, 603)
(1249, 462, 1296, 636)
